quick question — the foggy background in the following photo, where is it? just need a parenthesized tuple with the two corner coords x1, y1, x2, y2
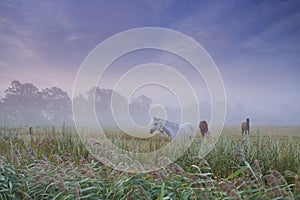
(1, 1, 300, 125)
(0, 79, 298, 126)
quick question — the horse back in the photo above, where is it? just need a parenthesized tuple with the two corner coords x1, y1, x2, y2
(199, 121, 208, 133)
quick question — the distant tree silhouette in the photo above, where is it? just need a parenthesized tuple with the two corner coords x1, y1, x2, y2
(87, 87, 127, 126)
(73, 94, 89, 113)
(0, 80, 72, 125)
(1, 80, 43, 124)
(0, 81, 157, 127)
(129, 95, 153, 126)
(41, 87, 71, 124)
(73, 94, 91, 125)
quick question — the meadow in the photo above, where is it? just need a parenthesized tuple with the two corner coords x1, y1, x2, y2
(0, 125, 299, 199)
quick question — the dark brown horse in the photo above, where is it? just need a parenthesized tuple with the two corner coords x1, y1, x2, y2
(199, 120, 209, 136)
(241, 118, 250, 135)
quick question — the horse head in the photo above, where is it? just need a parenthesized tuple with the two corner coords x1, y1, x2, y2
(150, 117, 164, 134)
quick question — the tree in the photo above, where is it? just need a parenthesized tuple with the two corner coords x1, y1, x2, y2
(129, 95, 153, 126)
(1, 81, 72, 125)
(84, 87, 127, 128)
(2, 80, 43, 124)
(41, 87, 72, 124)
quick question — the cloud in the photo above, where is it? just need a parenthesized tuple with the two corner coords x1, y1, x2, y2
(0, 0, 300, 124)
(241, 11, 300, 53)
(0, 17, 38, 62)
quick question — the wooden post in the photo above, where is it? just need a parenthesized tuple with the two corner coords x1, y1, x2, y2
(29, 127, 33, 144)
(29, 127, 33, 135)
(52, 126, 55, 135)
(246, 118, 250, 135)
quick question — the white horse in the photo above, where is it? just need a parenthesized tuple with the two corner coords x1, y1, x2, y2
(149, 117, 195, 141)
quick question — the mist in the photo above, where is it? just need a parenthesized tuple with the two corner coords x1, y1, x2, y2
(0, 80, 299, 127)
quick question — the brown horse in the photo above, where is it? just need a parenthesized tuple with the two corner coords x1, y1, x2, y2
(199, 120, 209, 136)
(241, 118, 250, 135)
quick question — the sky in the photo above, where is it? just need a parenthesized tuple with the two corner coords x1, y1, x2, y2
(1, 0, 300, 125)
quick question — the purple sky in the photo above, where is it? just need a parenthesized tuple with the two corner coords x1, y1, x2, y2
(1, 0, 300, 125)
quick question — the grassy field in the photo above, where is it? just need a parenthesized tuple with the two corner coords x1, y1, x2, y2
(0, 125, 299, 199)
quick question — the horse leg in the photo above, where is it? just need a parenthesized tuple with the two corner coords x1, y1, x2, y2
(200, 128, 204, 137)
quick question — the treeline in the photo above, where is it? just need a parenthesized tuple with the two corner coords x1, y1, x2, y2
(0, 80, 71, 125)
(0, 80, 153, 126)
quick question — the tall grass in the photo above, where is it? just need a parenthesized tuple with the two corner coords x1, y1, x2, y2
(0, 126, 299, 199)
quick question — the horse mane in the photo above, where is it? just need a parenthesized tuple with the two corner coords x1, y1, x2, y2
(155, 118, 176, 125)
(165, 120, 179, 129)
(156, 118, 179, 139)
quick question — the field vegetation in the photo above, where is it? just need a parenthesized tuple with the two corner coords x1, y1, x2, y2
(0, 125, 299, 199)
